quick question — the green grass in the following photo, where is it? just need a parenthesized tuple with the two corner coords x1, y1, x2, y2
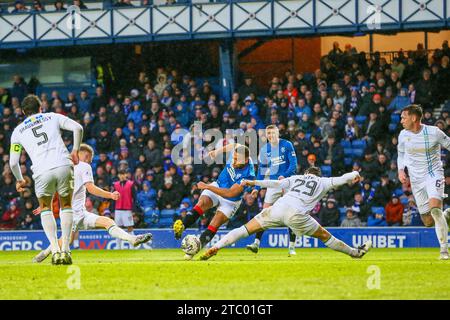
(0, 248, 448, 300)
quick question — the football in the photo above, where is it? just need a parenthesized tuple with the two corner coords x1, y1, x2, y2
(181, 235, 201, 255)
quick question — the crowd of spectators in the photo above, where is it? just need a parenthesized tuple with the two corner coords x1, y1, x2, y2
(0, 41, 449, 231)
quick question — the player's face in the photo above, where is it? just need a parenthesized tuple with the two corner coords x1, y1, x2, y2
(232, 151, 248, 169)
(79, 151, 93, 164)
(266, 128, 279, 144)
(400, 111, 414, 130)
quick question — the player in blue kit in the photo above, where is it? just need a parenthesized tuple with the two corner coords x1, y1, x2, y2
(173, 143, 255, 259)
(247, 125, 299, 256)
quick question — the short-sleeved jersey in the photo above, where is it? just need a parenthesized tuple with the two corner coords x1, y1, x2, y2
(10, 112, 72, 178)
(276, 174, 335, 213)
(72, 161, 94, 213)
(217, 159, 256, 201)
(398, 125, 450, 182)
(257, 139, 297, 179)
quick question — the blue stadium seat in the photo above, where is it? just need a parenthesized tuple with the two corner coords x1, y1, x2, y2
(340, 140, 352, 149)
(372, 181, 381, 188)
(344, 148, 353, 157)
(394, 188, 404, 197)
(389, 123, 397, 133)
(352, 149, 364, 158)
(305, 133, 311, 140)
(400, 197, 409, 205)
(352, 139, 366, 149)
(344, 157, 353, 166)
(371, 207, 385, 215)
(320, 165, 332, 177)
(355, 115, 367, 125)
(339, 207, 347, 215)
(390, 114, 400, 124)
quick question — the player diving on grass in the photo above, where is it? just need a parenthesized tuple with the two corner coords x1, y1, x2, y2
(199, 167, 372, 261)
(246, 125, 299, 256)
(173, 143, 255, 260)
(32, 143, 152, 263)
(398, 105, 450, 260)
(9, 95, 83, 265)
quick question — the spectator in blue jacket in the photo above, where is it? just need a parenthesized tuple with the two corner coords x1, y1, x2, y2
(388, 87, 410, 114)
(137, 181, 158, 216)
(367, 210, 388, 226)
(127, 102, 143, 127)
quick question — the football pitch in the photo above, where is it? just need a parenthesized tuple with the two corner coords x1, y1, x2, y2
(0, 248, 448, 300)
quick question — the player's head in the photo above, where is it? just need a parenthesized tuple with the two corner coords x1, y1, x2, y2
(232, 144, 250, 169)
(401, 104, 423, 130)
(118, 169, 128, 181)
(21, 95, 42, 116)
(304, 166, 322, 177)
(78, 143, 94, 163)
(265, 125, 280, 144)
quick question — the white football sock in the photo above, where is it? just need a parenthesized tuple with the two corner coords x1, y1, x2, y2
(431, 208, 449, 252)
(40, 210, 60, 254)
(215, 226, 249, 249)
(73, 239, 79, 248)
(108, 225, 135, 243)
(254, 238, 260, 247)
(60, 208, 73, 252)
(289, 241, 296, 249)
(324, 235, 358, 257)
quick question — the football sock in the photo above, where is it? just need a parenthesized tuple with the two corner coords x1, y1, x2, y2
(182, 205, 203, 227)
(431, 208, 449, 252)
(40, 210, 60, 254)
(73, 239, 79, 248)
(108, 225, 135, 243)
(254, 231, 264, 246)
(215, 226, 250, 249)
(288, 228, 296, 247)
(60, 208, 73, 253)
(200, 225, 217, 248)
(324, 235, 358, 257)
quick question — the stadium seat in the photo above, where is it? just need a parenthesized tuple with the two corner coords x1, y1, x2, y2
(320, 165, 332, 177)
(390, 114, 400, 124)
(352, 149, 364, 158)
(355, 115, 367, 125)
(352, 139, 366, 149)
(371, 207, 385, 215)
(344, 148, 353, 157)
(400, 197, 409, 205)
(394, 188, 404, 197)
(372, 181, 380, 188)
(389, 123, 397, 133)
(344, 157, 353, 166)
(340, 140, 352, 149)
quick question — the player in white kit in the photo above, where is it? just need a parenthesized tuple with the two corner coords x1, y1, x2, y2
(32, 144, 153, 263)
(397, 105, 450, 260)
(9, 95, 83, 265)
(200, 167, 372, 260)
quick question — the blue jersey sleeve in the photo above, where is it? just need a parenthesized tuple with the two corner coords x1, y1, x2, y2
(281, 141, 297, 177)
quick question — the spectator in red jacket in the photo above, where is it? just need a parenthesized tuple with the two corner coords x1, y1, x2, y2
(385, 194, 404, 226)
(1, 200, 21, 230)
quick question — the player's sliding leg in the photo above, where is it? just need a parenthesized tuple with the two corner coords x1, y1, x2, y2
(38, 196, 62, 265)
(100, 217, 152, 247)
(200, 218, 264, 261)
(288, 228, 297, 256)
(311, 226, 371, 258)
(173, 195, 214, 240)
(246, 230, 264, 253)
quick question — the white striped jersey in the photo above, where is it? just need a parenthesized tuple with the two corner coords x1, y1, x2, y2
(397, 125, 450, 182)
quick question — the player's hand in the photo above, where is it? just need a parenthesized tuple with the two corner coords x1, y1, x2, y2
(15, 180, 27, 192)
(250, 189, 259, 199)
(110, 191, 120, 200)
(240, 179, 251, 187)
(32, 207, 41, 216)
(71, 150, 79, 165)
(398, 170, 407, 184)
(208, 150, 217, 159)
(197, 182, 209, 190)
(352, 175, 361, 184)
(278, 176, 285, 180)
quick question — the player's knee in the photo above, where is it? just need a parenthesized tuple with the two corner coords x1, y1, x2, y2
(421, 214, 434, 227)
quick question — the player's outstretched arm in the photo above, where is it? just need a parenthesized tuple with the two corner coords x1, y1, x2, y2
(436, 127, 450, 151)
(329, 171, 361, 188)
(208, 142, 243, 159)
(197, 182, 243, 198)
(242, 178, 290, 190)
(85, 182, 120, 200)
